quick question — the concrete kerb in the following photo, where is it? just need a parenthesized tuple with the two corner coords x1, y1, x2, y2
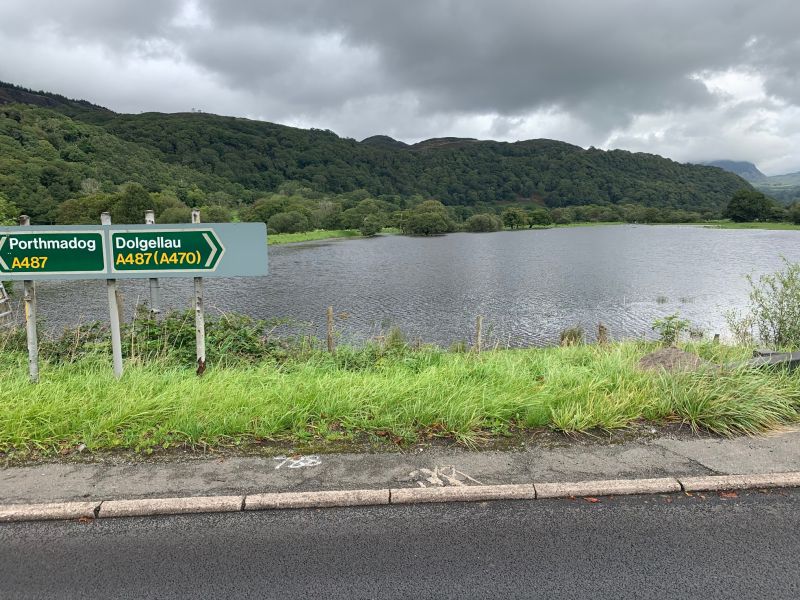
(99, 495, 244, 519)
(391, 484, 536, 504)
(0, 501, 101, 523)
(678, 472, 800, 492)
(245, 489, 389, 510)
(1, 473, 799, 523)
(535, 477, 681, 498)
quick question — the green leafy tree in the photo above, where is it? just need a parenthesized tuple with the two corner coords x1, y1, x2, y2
(724, 189, 778, 222)
(401, 200, 455, 235)
(54, 193, 113, 224)
(789, 203, 800, 225)
(527, 208, 553, 227)
(464, 213, 502, 232)
(359, 214, 383, 237)
(241, 196, 289, 223)
(342, 199, 386, 229)
(110, 183, 153, 224)
(404, 212, 454, 235)
(0, 193, 19, 225)
(501, 207, 528, 229)
(267, 211, 310, 234)
(159, 206, 192, 223)
(201, 205, 232, 222)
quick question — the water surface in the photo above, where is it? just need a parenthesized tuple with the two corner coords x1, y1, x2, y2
(21, 225, 800, 346)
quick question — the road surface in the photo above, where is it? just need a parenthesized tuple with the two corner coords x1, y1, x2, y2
(2, 489, 798, 599)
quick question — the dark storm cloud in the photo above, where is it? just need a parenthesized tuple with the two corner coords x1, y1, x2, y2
(190, 0, 797, 122)
(2, 0, 800, 171)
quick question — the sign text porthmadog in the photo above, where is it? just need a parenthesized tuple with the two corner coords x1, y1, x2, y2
(0, 231, 106, 275)
(0, 223, 267, 280)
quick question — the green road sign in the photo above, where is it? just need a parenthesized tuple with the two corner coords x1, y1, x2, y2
(111, 229, 225, 273)
(0, 231, 106, 275)
(0, 223, 266, 281)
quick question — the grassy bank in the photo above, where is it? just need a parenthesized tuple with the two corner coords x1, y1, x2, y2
(693, 221, 800, 231)
(268, 228, 400, 245)
(268, 229, 362, 245)
(2, 341, 799, 457)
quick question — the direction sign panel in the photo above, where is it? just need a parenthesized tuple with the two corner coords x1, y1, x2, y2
(0, 223, 266, 281)
(111, 229, 225, 273)
(0, 231, 106, 276)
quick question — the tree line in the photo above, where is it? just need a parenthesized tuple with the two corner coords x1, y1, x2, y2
(2, 92, 798, 234)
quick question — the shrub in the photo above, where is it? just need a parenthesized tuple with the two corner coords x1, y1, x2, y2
(159, 206, 192, 223)
(384, 326, 407, 351)
(201, 205, 232, 222)
(789, 203, 800, 225)
(726, 259, 800, 348)
(268, 211, 310, 234)
(652, 313, 690, 346)
(527, 208, 553, 227)
(359, 214, 383, 237)
(464, 213, 502, 232)
(559, 326, 584, 346)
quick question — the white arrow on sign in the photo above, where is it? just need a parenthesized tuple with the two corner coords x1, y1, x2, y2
(0, 236, 8, 271)
(202, 232, 217, 268)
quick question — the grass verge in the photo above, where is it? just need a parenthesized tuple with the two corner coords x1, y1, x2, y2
(691, 221, 800, 231)
(268, 228, 400, 245)
(1, 342, 799, 457)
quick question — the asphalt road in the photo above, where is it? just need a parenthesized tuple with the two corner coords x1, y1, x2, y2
(2, 489, 799, 599)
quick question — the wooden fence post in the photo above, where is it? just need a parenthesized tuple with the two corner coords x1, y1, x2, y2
(327, 306, 335, 353)
(598, 323, 609, 345)
(474, 315, 483, 353)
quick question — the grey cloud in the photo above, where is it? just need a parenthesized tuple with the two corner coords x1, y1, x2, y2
(1, 0, 799, 171)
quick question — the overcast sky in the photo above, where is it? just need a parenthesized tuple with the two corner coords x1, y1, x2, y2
(2, 0, 799, 174)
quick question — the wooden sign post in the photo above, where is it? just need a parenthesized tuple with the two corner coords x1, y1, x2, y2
(0, 219, 267, 381)
(191, 208, 206, 375)
(101, 212, 124, 378)
(144, 210, 161, 316)
(19, 215, 39, 382)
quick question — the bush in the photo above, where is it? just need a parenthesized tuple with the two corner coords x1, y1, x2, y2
(724, 189, 779, 223)
(159, 206, 192, 223)
(789, 203, 800, 225)
(201, 205, 232, 222)
(0, 307, 287, 366)
(559, 326, 584, 346)
(727, 259, 800, 348)
(527, 208, 553, 227)
(359, 214, 383, 237)
(652, 313, 690, 346)
(404, 212, 454, 235)
(267, 211, 310, 234)
(464, 213, 502, 232)
(501, 207, 527, 229)
(400, 200, 456, 235)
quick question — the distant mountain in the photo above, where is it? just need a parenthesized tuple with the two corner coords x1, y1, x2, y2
(703, 160, 767, 182)
(360, 135, 409, 149)
(762, 171, 800, 187)
(0, 80, 112, 121)
(704, 158, 800, 203)
(1, 80, 755, 222)
(410, 137, 479, 150)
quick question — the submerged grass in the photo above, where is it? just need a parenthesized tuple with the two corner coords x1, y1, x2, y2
(1, 341, 799, 456)
(268, 228, 400, 245)
(693, 221, 800, 231)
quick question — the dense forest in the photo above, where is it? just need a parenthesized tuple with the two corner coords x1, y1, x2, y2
(0, 80, 760, 229)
